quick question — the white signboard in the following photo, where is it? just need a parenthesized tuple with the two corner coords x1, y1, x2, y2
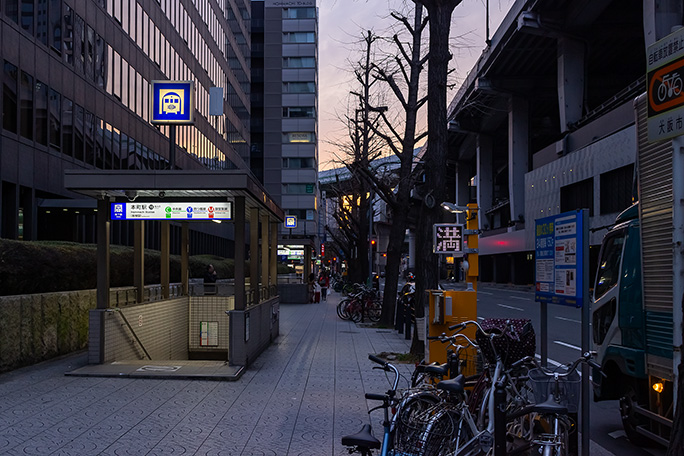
(111, 202, 232, 221)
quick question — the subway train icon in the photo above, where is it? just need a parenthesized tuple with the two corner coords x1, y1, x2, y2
(160, 90, 184, 115)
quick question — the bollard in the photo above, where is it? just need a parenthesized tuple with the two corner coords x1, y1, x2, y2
(396, 296, 404, 333)
(494, 381, 506, 456)
(404, 299, 412, 340)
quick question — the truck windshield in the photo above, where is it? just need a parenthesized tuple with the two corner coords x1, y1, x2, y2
(594, 232, 625, 300)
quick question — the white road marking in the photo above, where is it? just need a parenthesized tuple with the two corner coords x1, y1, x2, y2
(497, 304, 524, 311)
(554, 340, 582, 351)
(477, 316, 485, 320)
(508, 290, 531, 295)
(509, 296, 532, 301)
(478, 291, 493, 295)
(555, 316, 581, 324)
(608, 430, 626, 439)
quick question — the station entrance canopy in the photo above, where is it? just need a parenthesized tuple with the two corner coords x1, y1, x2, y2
(64, 170, 284, 370)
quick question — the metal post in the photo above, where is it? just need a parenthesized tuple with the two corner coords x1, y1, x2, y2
(181, 222, 189, 296)
(234, 196, 246, 311)
(161, 221, 170, 299)
(494, 381, 506, 456)
(541, 301, 548, 368)
(134, 220, 145, 303)
(581, 209, 590, 455)
(169, 125, 176, 169)
(96, 198, 110, 310)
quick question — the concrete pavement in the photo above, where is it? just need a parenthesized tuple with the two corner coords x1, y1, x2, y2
(0, 291, 617, 455)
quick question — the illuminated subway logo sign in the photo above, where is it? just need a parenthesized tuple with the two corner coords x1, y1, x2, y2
(151, 81, 194, 124)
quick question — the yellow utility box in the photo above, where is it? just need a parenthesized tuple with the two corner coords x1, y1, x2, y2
(425, 203, 479, 377)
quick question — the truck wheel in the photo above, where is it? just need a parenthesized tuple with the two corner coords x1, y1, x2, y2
(619, 390, 651, 447)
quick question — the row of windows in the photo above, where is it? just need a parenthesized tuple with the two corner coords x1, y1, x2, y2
(283, 7, 316, 19)
(283, 57, 316, 68)
(283, 32, 315, 44)
(283, 183, 316, 194)
(283, 81, 315, 93)
(2, 60, 169, 170)
(287, 209, 315, 220)
(283, 106, 315, 118)
(282, 157, 315, 169)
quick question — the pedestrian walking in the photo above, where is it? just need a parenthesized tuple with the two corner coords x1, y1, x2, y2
(319, 272, 329, 301)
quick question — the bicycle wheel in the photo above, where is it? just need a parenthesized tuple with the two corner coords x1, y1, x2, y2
(337, 299, 351, 320)
(349, 303, 363, 322)
(422, 405, 475, 456)
(366, 299, 382, 322)
(393, 392, 441, 452)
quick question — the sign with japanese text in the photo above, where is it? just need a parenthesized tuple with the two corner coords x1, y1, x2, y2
(151, 80, 195, 124)
(534, 210, 585, 307)
(433, 224, 465, 255)
(647, 27, 684, 141)
(111, 202, 232, 221)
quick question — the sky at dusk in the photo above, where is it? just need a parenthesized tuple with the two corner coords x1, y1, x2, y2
(317, 0, 516, 170)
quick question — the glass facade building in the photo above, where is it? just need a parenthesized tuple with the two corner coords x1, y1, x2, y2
(251, 0, 319, 258)
(0, 0, 253, 254)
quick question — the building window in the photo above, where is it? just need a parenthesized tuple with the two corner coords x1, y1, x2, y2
(49, 0, 61, 53)
(283, 57, 315, 68)
(600, 164, 634, 214)
(283, 157, 315, 169)
(283, 7, 316, 19)
(3, 61, 18, 134)
(21, 0, 33, 33)
(283, 81, 315, 93)
(19, 71, 33, 140)
(35, 79, 48, 146)
(560, 178, 593, 216)
(283, 183, 316, 194)
(287, 209, 315, 220)
(48, 87, 60, 149)
(62, 4, 73, 65)
(36, 0, 48, 45)
(62, 96, 73, 157)
(283, 32, 315, 43)
(283, 132, 315, 143)
(283, 106, 315, 118)
(6, 0, 19, 24)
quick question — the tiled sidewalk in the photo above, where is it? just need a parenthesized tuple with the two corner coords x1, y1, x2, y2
(0, 292, 413, 455)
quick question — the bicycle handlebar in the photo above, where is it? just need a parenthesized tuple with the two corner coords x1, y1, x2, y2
(368, 354, 401, 391)
(523, 352, 607, 378)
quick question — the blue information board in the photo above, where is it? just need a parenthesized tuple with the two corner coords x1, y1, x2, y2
(535, 210, 585, 307)
(150, 80, 195, 124)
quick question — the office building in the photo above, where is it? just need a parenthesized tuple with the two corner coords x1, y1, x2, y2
(251, 0, 319, 273)
(1, 0, 253, 255)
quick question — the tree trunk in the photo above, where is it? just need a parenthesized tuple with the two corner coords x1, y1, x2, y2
(412, 0, 460, 356)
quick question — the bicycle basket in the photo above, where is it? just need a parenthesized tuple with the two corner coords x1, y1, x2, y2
(527, 367, 581, 413)
(476, 318, 536, 367)
(393, 402, 468, 456)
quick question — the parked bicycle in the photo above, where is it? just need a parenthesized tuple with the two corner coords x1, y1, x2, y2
(337, 284, 382, 322)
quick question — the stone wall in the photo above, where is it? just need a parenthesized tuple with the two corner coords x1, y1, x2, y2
(0, 290, 95, 373)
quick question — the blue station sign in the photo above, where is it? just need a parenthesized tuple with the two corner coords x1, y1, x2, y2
(284, 215, 297, 228)
(150, 80, 195, 124)
(534, 210, 585, 308)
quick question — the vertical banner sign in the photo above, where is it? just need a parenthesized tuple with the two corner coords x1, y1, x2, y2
(535, 210, 584, 308)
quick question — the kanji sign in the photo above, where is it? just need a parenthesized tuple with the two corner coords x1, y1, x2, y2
(647, 27, 684, 141)
(111, 202, 232, 220)
(433, 224, 464, 255)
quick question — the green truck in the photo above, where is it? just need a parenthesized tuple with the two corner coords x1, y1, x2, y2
(592, 93, 679, 446)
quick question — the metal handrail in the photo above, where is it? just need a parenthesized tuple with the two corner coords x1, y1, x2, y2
(106, 308, 151, 360)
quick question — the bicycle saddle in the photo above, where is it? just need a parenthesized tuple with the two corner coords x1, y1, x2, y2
(436, 374, 465, 395)
(532, 394, 568, 415)
(341, 424, 381, 449)
(424, 363, 449, 377)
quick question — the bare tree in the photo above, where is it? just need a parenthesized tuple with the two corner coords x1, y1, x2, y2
(356, 2, 428, 328)
(410, 0, 463, 354)
(326, 31, 387, 284)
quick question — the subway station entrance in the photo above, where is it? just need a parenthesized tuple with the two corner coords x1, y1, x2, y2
(63, 170, 283, 380)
